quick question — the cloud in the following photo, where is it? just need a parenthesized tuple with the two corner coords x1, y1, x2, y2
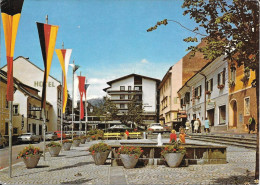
(140, 59, 149, 64)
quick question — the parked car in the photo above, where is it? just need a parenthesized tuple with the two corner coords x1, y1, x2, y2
(0, 133, 7, 148)
(17, 133, 42, 143)
(45, 132, 58, 141)
(54, 131, 66, 139)
(147, 123, 164, 134)
(163, 125, 172, 133)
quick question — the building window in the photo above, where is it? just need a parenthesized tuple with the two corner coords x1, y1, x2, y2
(219, 105, 226, 125)
(128, 86, 131, 91)
(184, 93, 190, 104)
(6, 99, 8, 108)
(206, 78, 213, 91)
(120, 104, 125, 109)
(231, 67, 236, 82)
(13, 127, 18, 134)
(28, 124, 31, 132)
(218, 70, 225, 85)
(120, 95, 125, 100)
(134, 86, 142, 91)
(174, 97, 178, 104)
(13, 104, 19, 115)
(120, 86, 125, 91)
(195, 85, 201, 97)
(244, 97, 250, 115)
(128, 95, 131, 100)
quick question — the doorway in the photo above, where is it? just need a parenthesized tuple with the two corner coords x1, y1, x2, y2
(207, 109, 215, 126)
(232, 101, 237, 127)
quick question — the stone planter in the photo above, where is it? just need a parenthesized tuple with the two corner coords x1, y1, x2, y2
(73, 140, 80, 147)
(87, 138, 91, 142)
(22, 154, 41, 169)
(120, 154, 139, 169)
(63, 142, 72, 151)
(80, 138, 86, 144)
(92, 151, 110, 165)
(164, 153, 184, 168)
(49, 146, 61, 157)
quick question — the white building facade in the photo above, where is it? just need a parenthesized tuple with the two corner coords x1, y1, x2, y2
(104, 74, 160, 125)
(178, 56, 229, 131)
(2, 56, 61, 131)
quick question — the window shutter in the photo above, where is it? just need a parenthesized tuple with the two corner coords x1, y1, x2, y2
(218, 73, 220, 85)
(223, 69, 225, 85)
(211, 79, 213, 91)
(206, 81, 208, 91)
(199, 85, 202, 96)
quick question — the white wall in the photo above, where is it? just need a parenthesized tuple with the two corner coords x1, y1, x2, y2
(109, 76, 134, 90)
(142, 78, 157, 112)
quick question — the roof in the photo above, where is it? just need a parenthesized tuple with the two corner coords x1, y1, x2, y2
(0, 69, 52, 106)
(106, 73, 161, 86)
(1, 56, 61, 83)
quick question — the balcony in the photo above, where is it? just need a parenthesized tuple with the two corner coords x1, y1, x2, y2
(107, 90, 142, 95)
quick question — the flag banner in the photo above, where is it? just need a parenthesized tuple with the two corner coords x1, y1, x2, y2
(73, 72, 79, 108)
(78, 76, 86, 119)
(56, 49, 72, 113)
(37, 22, 59, 109)
(1, 0, 24, 101)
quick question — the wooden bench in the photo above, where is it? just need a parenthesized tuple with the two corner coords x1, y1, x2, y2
(128, 132, 142, 139)
(104, 133, 121, 140)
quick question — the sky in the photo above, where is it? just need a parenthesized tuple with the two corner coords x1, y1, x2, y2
(0, 0, 203, 99)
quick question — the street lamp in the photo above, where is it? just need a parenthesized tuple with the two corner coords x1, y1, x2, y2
(69, 61, 79, 140)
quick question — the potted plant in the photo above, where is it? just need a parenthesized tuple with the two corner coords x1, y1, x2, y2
(161, 141, 186, 168)
(63, 139, 73, 151)
(117, 146, 143, 169)
(89, 142, 111, 165)
(46, 141, 62, 157)
(217, 84, 225, 89)
(228, 80, 235, 88)
(72, 137, 81, 147)
(17, 145, 42, 168)
(80, 136, 87, 144)
(86, 135, 91, 142)
(205, 90, 211, 95)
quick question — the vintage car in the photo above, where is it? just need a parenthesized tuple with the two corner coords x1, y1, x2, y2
(45, 132, 58, 141)
(17, 133, 42, 143)
(147, 123, 164, 134)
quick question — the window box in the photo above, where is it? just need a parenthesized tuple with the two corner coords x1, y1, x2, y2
(205, 91, 211, 95)
(182, 104, 186, 107)
(217, 84, 224, 89)
(195, 96, 200, 99)
(228, 80, 235, 88)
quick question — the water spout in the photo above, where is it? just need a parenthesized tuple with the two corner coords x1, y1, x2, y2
(157, 133, 162, 146)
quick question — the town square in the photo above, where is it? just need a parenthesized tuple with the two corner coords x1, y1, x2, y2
(0, 0, 259, 184)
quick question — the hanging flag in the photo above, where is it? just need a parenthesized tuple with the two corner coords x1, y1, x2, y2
(1, 0, 24, 101)
(56, 49, 72, 113)
(37, 22, 59, 109)
(78, 76, 86, 119)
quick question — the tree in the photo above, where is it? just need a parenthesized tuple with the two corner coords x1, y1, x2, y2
(148, 0, 259, 180)
(95, 96, 118, 122)
(120, 97, 145, 128)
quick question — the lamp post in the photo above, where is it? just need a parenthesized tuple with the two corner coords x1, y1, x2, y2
(70, 61, 79, 140)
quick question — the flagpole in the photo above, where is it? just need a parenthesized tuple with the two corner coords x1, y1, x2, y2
(8, 101, 13, 178)
(72, 60, 75, 141)
(61, 42, 64, 148)
(42, 15, 48, 161)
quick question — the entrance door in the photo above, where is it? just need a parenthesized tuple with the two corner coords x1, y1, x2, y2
(39, 125, 42, 136)
(232, 101, 237, 127)
(32, 124, 36, 134)
(207, 109, 215, 126)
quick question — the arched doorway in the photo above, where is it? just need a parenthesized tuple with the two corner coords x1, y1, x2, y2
(230, 100, 237, 128)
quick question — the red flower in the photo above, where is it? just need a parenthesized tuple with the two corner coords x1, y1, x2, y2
(173, 149, 176, 151)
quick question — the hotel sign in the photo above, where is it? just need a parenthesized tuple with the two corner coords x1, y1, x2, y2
(34, 81, 55, 88)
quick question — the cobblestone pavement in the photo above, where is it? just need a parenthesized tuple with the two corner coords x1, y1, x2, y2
(0, 139, 257, 184)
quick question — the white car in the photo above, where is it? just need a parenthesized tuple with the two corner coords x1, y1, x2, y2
(147, 123, 164, 134)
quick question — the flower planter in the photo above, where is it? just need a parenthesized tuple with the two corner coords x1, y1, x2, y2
(92, 151, 110, 165)
(22, 154, 41, 168)
(73, 140, 81, 147)
(120, 154, 139, 169)
(164, 153, 184, 168)
(80, 138, 86, 144)
(49, 146, 61, 157)
(63, 142, 72, 151)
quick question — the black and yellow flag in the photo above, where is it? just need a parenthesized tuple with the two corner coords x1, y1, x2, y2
(1, 0, 24, 101)
(37, 22, 59, 109)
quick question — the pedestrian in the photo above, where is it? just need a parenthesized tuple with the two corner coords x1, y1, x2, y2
(185, 120, 190, 133)
(194, 118, 199, 133)
(248, 115, 256, 134)
(198, 118, 202, 133)
(169, 129, 177, 143)
(179, 128, 191, 144)
(125, 130, 129, 139)
(191, 118, 195, 133)
(204, 117, 210, 134)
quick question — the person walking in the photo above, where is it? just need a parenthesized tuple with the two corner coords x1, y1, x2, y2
(185, 120, 190, 133)
(194, 119, 199, 133)
(204, 117, 210, 133)
(198, 118, 202, 133)
(169, 129, 177, 143)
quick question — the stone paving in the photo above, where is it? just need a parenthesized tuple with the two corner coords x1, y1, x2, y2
(0, 138, 257, 184)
